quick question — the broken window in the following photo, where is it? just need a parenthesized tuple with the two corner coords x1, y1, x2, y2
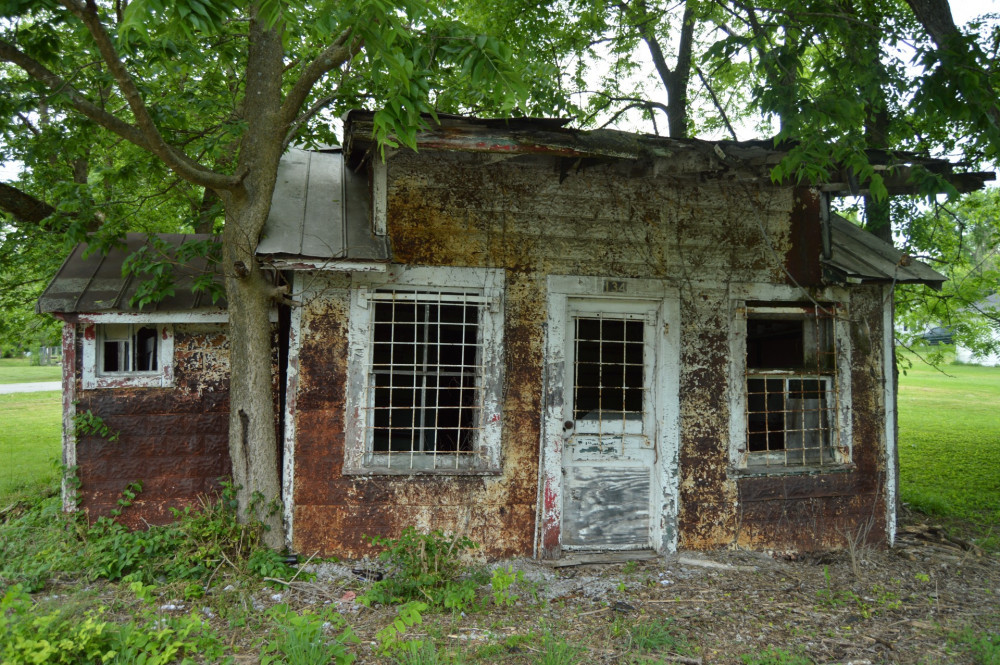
(82, 321, 173, 389)
(744, 305, 840, 467)
(100, 323, 159, 374)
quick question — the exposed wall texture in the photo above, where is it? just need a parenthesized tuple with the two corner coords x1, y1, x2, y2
(289, 150, 887, 558)
(73, 323, 232, 528)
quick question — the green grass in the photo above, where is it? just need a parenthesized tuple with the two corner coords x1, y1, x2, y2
(0, 357, 62, 384)
(898, 346, 1000, 548)
(0, 391, 62, 503)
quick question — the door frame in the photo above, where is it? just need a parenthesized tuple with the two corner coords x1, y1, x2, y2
(537, 275, 680, 558)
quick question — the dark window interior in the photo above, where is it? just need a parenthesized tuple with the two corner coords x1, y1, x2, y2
(747, 318, 804, 369)
(102, 325, 157, 373)
(573, 317, 644, 420)
(370, 298, 480, 454)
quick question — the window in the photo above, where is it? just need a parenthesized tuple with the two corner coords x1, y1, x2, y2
(81, 322, 173, 389)
(344, 267, 504, 474)
(100, 324, 159, 374)
(735, 302, 849, 469)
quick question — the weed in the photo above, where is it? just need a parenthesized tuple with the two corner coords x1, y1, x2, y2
(261, 604, 357, 665)
(622, 560, 638, 574)
(629, 617, 691, 654)
(72, 409, 120, 442)
(952, 628, 1000, 665)
(0, 584, 232, 665)
(392, 641, 462, 664)
(364, 527, 479, 609)
(490, 565, 523, 607)
(539, 631, 579, 665)
(375, 601, 428, 654)
(741, 647, 813, 665)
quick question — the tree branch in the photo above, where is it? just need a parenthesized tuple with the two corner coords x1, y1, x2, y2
(56, 0, 240, 191)
(694, 65, 738, 140)
(0, 182, 56, 224)
(904, 0, 1000, 137)
(278, 29, 357, 130)
(282, 94, 338, 151)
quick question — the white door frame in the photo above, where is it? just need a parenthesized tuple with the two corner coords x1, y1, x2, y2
(538, 275, 680, 557)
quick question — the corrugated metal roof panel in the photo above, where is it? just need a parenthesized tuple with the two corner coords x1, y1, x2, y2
(825, 214, 946, 287)
(37, 234, 225, 314)
(257, 148, 388, 261)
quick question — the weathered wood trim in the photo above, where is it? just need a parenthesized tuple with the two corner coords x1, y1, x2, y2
(882, 284, 897, 546)
(61, 322, 78, 512)
(265, 258, 388, 272)
(77, 311, 229, 324)
(373, 158, 387, 236)
(282, 272, 304, 548)
(343, 265, 505, 475)
(81, 322, 175, 390)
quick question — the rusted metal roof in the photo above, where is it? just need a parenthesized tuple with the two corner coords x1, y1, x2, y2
(37, 233, 224, 314)
(343, 111, 994, 194)
(825, 214, 946, 288)
(257, 147, 388, 261)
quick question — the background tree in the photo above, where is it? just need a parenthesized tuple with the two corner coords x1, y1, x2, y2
(0, 0, 556, 547)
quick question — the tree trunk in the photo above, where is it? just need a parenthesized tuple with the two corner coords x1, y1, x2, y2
(222, 199, 285, 549)
(217, 2, 289, 550)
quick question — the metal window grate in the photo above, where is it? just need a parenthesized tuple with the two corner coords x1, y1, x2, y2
(744, 306, 840, 467)
(363, 289, 485, 470)
(572, 315, 646, 453)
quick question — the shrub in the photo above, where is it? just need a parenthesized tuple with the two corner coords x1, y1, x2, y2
(363, 527, 480, 609)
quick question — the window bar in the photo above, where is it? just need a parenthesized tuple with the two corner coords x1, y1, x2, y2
(415, 301, 432, 468)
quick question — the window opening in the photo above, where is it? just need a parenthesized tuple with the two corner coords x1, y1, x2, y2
(572, 314, 645, 453)
(364, 289, 484, 470)
(101, 324, 158, 373)
(744, 307, 838, 467)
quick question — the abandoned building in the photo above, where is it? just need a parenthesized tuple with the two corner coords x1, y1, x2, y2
(37, 111, 993, 559)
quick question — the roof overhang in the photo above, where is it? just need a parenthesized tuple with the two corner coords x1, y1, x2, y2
(825, 214, 946, 290)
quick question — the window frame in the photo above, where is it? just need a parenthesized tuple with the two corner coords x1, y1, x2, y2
(81, 320, 174, 389)
(343, 266, 505, 475)
(728, 286, 852, 473)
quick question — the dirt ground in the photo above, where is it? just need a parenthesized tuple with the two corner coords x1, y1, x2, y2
(239, 520, 1000, 665)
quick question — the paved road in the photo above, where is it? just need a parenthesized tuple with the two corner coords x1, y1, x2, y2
(0, 381, 61, 394)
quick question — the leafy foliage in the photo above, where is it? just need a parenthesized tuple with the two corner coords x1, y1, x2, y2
(363, 527, 480, 609)
(0, 479, 298, 592)
(261, 604, 358, 665)
(0, 584, 232, 665)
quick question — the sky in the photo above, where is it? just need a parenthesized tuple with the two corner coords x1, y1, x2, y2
(0, 0, 997, 183)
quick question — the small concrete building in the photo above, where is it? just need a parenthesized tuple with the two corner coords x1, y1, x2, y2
(38, 112, 990, 559)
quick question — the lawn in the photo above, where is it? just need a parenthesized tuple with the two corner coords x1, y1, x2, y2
(0, 391, 62, 502)
(0, 356, 62, 384)
(897, 347, 1000, 547)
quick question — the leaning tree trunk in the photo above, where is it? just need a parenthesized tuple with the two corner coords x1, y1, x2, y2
(221, 198, 285, 549)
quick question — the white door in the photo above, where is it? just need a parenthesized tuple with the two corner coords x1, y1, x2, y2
(561, 299, 659, 550)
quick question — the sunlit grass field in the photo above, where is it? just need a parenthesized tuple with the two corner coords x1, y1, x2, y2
(897, 348, 1000, 548)
(0, 391, 62, 502)
(0, 356, 62, 384)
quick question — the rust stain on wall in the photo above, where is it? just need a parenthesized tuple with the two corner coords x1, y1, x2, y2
(74, 324, 232, 528)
